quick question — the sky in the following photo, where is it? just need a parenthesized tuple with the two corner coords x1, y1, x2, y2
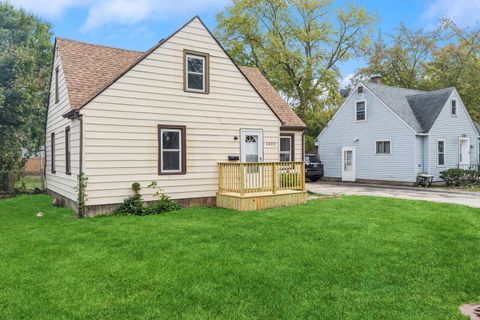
(8, 0, 480, 82)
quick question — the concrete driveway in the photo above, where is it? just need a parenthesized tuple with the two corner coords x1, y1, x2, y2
(307, 182, 480, 208)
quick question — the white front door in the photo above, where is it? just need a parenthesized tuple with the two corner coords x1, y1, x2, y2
(240, 129, 263, 162)
(459, 138, 470, 166)
(342, 147, 356, 182)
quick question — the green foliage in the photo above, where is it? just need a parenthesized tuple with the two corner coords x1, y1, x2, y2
(0, 2, 53, 191)
(215, 0, 376, 145)
(440, 168, 479, 186)
(115, 182, 180, 216)
(76, 173, 88, 217)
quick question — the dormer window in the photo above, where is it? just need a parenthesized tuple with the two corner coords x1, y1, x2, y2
(451, 100, 457, 116)
(184, 50, 209, 93)
(358, 86, 363, 94)
(356, 101, 366, 122)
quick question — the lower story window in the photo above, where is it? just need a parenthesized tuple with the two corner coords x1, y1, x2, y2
(158, 125, 186, 174)
(280, 135, 293, 161)
(438, 140, 445, 166)
(376, 140, 391, 154)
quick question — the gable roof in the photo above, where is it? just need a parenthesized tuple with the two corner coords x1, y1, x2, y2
(363, 82, 455, 133)
(56, 38, 143, 109)
(239, 67, 306, 128)
(55, 17, 305, 129)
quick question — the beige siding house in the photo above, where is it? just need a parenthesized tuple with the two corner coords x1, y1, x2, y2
(45, 16, 307, 216)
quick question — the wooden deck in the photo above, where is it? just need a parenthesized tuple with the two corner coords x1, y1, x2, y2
(217, 162, 307, 211)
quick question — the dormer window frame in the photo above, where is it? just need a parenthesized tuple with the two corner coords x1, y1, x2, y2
(357, 85, 364, 94)
(355, 100, 367, 123)
(451, 99, 457, 116)
(183, 50, 210, 94)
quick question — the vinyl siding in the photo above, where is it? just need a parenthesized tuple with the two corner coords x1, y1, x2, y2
(81, 18, 281, 206)
(318, 85, 416, 182)
(280, 130, 303, 161)
(45, 49, 80, 202)
(427, 91, 479, 180)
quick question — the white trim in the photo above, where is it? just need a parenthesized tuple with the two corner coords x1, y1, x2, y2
(185, 53, 206, 93)
(375, 139, 392, 155)
(240, 129, 263, 162)
(451, 99, 458, 117)
(355, 100, 367, 123)
(437, 139, 445, 167)
(459, 137, 470, 166)
(341, 146, 356, 182)
(279, 135, 292, 161)
(160, 128, 182, 173)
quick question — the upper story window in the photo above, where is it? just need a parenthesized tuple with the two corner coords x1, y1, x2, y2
(55, 66, 59, 103)
(280, 134, 293, 161)
(376, 140, 391, 154)
(356, 101, 366, 122)
(437, 140, 445, 166)
(184, 50, 209, 93)
(51, 132, 56, 173)
(451, 100, 457, 116)
(65, 126, 71, 175)
(357, 86, 363, 94)
(158, 125, 186, 175)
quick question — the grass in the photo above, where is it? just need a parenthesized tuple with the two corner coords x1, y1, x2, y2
(0, 195, 479, 319)
(15, 175, 42, 190)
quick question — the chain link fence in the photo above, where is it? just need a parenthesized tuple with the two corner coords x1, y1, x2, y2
(0, 149, 46, 197)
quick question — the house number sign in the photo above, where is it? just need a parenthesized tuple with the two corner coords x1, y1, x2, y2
(265, 142, 277, 147)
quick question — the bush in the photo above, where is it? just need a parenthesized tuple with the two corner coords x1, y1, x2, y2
(115, 182, 144, 215)
(114, 182, 180, 216)
(440, 168, 479, 186)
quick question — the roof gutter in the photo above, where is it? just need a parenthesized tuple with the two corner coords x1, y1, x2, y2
(280, 125, 308, 131)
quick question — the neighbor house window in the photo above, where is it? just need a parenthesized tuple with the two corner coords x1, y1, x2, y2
(158, 125, 186, 174)
(280, 134, 294, 161)
(51, 132, 56, 173)
(356, 101, 366, 121)
(184, 50, 209, 93)
(451, 100, 457, 116)
(55, 66, 59, 103)
(357, 86, 363, 94)
(438, 140, 445, 166)
(65, 126, 71, 175)
(376, 140, 391, 154)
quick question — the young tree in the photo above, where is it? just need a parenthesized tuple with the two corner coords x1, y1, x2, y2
(215, 0, 376, 144)
(0, 2, 53, 191)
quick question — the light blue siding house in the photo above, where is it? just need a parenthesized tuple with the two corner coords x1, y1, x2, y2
(317, 79, 480, 184)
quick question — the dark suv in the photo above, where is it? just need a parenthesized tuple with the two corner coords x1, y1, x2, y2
(305, 154, 324, 182)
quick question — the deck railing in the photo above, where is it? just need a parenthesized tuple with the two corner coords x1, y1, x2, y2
(218, 161, 305, 195)
(458, 164, 480, 171)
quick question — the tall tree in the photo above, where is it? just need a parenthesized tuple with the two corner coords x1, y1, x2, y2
(0, 2, 53, 191)
(215, 0, 376, 148)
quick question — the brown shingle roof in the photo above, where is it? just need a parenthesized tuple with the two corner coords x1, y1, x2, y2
(56, 37, 306, 129)
(239, 66, 306, 129)
(56, 38, 143, 109)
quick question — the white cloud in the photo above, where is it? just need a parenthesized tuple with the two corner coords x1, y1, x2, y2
(8, 0, 230, 31)
(340, 73, 354, 89)
(423, 0, 480, 28)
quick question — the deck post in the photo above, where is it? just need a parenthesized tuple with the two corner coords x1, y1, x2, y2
(300, 162, 305, 191)
(272, 162, 277, 194)
(240, 163, 245, 196)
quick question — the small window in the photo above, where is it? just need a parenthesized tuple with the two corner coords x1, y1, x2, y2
(65, 126, 71, 175)
(438, 140, 445, 166)
(158, 125, 186, 174)
(51, 132, 56, 173)
(358, 86, 363, 94)
(356, 101, 366, 121)
(184, 51, 209, 93)
(376, 141, 391, 154)
(55, 66, 59, 103)
(451, 100, 457, 116)
(280, 135, 293, 162)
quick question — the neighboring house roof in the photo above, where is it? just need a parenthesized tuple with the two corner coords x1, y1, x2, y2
(56, 38, 143, 109)
(55, 20, 305, 129)
(364, 82, 455, 133)
(239, 66, 306, 128)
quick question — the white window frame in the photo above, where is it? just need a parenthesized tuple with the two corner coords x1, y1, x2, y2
(355, 100, 367, 122)
(160, 128, 182, 173)
(375, 140, 392, 155)
(437, 139, 446, 167)
(279, 136, 292, 162)
(451, 99, 457, 116)
(185, 54, 206, 93)
(357, 86, 364, 94)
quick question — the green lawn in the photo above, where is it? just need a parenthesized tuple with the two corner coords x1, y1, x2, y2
(0, 195, 479, 319)
(16, 175, 43, 190)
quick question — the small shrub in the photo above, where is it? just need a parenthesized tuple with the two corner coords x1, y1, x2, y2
(440, 168, 479, 186)
(115, 182, 145, 215)
(145, 181, 181, 214)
